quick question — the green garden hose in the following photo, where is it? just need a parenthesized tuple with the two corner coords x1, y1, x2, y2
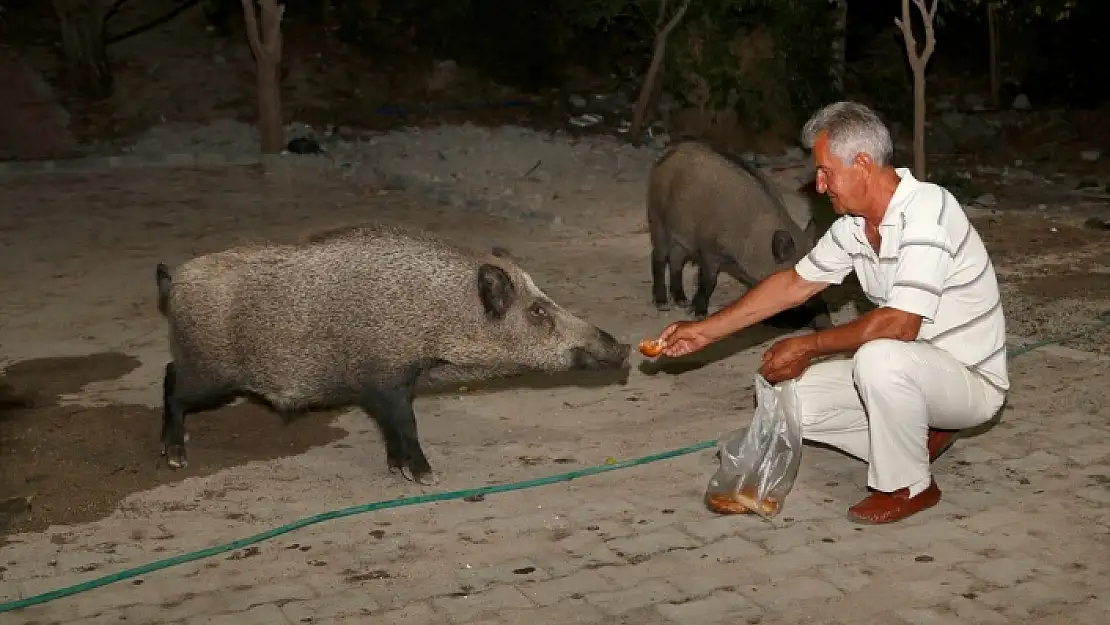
(2, 312, 1108, 614)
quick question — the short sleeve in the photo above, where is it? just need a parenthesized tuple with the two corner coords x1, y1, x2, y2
(886, 221, 955, 322)
(794, 219, 854, 285)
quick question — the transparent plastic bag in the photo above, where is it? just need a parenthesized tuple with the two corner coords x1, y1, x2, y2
(704, 373, 803, 520)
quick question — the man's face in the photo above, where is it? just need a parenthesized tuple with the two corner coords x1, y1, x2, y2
(813, 132, 867, 216)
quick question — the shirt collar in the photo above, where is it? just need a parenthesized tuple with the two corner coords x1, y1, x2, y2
(849, 167, 917, 254)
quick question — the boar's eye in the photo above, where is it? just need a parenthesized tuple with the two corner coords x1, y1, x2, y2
(527, 301, 549, 320)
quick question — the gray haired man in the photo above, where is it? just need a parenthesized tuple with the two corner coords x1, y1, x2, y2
(657, 101, 1008, 524)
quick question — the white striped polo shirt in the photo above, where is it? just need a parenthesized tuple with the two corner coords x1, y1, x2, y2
(794, 168, 1009, 392)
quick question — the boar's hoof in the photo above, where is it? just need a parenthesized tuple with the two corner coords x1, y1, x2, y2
(401, 466, 440, 486)
(654, 300, 671, 312)
(165, 445, 188, 470)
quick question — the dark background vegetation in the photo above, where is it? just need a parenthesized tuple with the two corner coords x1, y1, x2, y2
(0, 0, 1107, 158)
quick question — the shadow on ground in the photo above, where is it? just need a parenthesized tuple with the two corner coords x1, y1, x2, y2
(0, 352, 345, 537)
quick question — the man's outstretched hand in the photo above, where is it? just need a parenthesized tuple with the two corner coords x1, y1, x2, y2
(759, 335, 816, 384)
(657, 320, 715, 358)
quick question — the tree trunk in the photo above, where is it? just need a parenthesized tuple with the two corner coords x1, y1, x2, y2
(256, 59, 284, 153)
(829, 0, 848, 94)
(241, 0, 285, 154)
(53, 0, 112, 100)
(629, 0, 692, 145)
(895, 0, 937, 181)
(912, 69, 926, 180)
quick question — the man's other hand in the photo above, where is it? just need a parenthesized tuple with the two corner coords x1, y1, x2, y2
(759, 335, 816, 383)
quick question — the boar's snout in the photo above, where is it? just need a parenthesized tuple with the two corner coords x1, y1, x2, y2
(570, 327, 630, 370)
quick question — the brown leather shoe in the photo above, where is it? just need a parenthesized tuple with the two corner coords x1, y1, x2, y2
(846, 479, 941, 525)
(928, 428, 958, 462)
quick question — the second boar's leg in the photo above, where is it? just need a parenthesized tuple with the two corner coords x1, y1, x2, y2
(650, 243, 670, 310)
(361, 378, 436, 485)
(690, 251, 722, 320)
(668, 245, 689, 308)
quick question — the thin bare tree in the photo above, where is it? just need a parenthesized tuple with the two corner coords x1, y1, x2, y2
(240, 0, 285, 153)
(895, 0, 938, 179)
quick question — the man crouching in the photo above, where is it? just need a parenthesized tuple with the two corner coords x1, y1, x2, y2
(656, 101, 1009, 524)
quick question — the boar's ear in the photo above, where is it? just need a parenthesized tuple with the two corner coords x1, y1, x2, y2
(771, 229, 796, 263)
(477, 264, 517, 320)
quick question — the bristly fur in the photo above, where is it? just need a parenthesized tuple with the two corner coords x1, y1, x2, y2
(646, 140, 830, 328)
(155, 221, 630, 483)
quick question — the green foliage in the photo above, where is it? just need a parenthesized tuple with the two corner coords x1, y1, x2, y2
(768, 0, 844, 122)
(644, 0, 843, 132)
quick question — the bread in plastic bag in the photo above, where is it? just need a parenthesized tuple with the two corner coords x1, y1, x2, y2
(704, 373, 803, 520)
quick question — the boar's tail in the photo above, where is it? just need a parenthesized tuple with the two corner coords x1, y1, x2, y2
(155, 263, 172, 316)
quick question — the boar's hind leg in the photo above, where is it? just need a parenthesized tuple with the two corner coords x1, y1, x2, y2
(161, 362, 234, 470)
(161, 362, 186, 468)
(160, 361, 227, 470)
(361, 380, 436, 486)
(668, 245, 690, 309)
(690, 252, 722, 320)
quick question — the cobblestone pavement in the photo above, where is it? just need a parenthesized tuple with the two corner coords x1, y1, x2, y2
(4, 345, 1108, 625)
(1, 168, 1108, 625)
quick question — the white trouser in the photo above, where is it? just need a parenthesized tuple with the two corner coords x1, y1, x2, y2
(793, 339, 1007, 495)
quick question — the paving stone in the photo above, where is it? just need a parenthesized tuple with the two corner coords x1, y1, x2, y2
(814, 562, 875, 594)
(668, 560, 762, 597)
(279, 592, 380, 622)
(954, 509, 1028, 534)
(604, 526, 701, 560)
(811, 530, 908, 559)
(188, 603, 292, 625)
(455, 558, 550, 590)
(217, 581, 316, 613)
(596, 551, 704, 589)
(584, 579, 686, 616)
(430, 584, 534, 622)
(743, 548, 828, 583)
(498, 599, 609, 624)
(682, 516, 744, 543)
(483, 512, 572, 537)
(656, 590, 762, 624)
(962, 556, 1054, 587)
(747, 577, 843, 612)
(372, 602, 449, 625)
(895, 607, 964, 625)
(973, 579, 1094, 618)
(689, 536, 766, 563)
(532, 540, 624, 577)
(892, 571, 977, 605)
(756, 526, 820, 554)
(517, 569, 617, 606)
(945, 596, 1009, 625)
(567, 499, 644, 524)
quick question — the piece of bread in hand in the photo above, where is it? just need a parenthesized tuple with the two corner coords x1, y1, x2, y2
(638, 338, 665, 357)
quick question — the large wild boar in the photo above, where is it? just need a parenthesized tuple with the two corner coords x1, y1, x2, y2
(155, 224, 631, 485)
(646, 140, 831, 329)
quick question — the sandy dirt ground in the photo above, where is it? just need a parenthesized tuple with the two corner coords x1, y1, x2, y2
(0, 129, 1109, 624)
